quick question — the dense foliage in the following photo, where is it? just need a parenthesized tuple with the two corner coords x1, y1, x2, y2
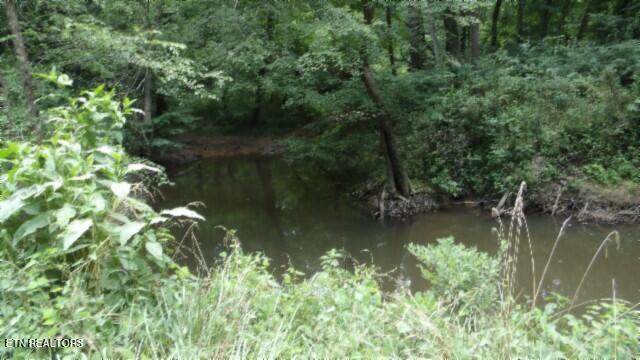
(1, 0, 639, 357)
(2, 1, 639, 203)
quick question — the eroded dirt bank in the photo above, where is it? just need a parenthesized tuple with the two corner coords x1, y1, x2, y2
(149, 134, 288, 164)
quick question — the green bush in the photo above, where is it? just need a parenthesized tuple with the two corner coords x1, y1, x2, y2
(409, 237, 500, 317)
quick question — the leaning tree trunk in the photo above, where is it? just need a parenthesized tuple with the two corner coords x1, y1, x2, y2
(5, 0, 38, 121)
(490, 0, 503, 48)
(361, 0, 411, 197)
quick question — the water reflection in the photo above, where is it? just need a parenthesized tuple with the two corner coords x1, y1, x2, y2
(159, 157, 640, 303)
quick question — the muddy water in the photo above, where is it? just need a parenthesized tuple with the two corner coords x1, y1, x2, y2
(159, 157, 640, 303)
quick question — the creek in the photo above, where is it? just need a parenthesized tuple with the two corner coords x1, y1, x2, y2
(159, 157, 640, 303)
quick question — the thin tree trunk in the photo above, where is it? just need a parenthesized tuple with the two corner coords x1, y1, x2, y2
(491, 0, 503, 48)
(385, 6, 396, 75)
(517, 0, 526, 42)
(539, 0, 553, 39)
(470, 13, 481, 61)
(428, 16, 442, 65)
(5, 0, 38, 121)
(577, 0, 592, 40)
(143, 68, 153, 154)
(142, 0, 153, 154)
(407, 4, 426, 70)
(444, 12, 460, 57)
(252, 75, 263, 125)
(361, 0, 411, 197)
(0, 72, 10, 118)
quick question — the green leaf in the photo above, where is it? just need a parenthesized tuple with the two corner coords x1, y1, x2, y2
(60, 219, 93, 250)
(117, 221, 146, 246)
(55, 204, 76, 228)
(0, 192, 27, 223)
(13, 212, 50, 244)
(88, 193, 107, 212)
(145, 241, 163, 260)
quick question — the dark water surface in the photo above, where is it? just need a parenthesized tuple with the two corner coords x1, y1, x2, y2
(159, 157, 640, 303)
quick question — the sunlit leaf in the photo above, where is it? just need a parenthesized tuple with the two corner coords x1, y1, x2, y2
(61, 219, 93, 250)
(55, 204, 76, 228)
(117, 221, 146, 246)
(145, 241, 163, 260)
(125, 163, 162, 174)
(110, 182, 131, 199)
(160, 207, 205, 221)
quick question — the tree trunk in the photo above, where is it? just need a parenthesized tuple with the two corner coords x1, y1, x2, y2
(252, 75, 263, 125)
(5, 0, 38, 120)
(428, 16, 442, 65)
(470, 13, 481, 61)
(143, 68, 153, 154)
(577, 0, 592, 40)
(361, 0, 411, 197)
(539, 0, 553, 39)
(460, 25, 468, 57)
(0, 72, 10, 116)
(141, 0, 153, 155)
(385, 6, 396, 75)
(491, 0, 503, 48)
(444, 13, 460, 57)
(517, 0, 526, 42)
(407, 4, 426, 70)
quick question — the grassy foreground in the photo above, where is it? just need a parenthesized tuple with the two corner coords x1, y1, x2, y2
(3, 236, 639, 359)
(0, 82, 638, 359)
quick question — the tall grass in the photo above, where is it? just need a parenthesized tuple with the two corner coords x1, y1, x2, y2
(3, 186, 639, 359)
(99, 194, 639, 358)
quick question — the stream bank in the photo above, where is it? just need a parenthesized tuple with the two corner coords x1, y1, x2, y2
(149, 133, 640, 224)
